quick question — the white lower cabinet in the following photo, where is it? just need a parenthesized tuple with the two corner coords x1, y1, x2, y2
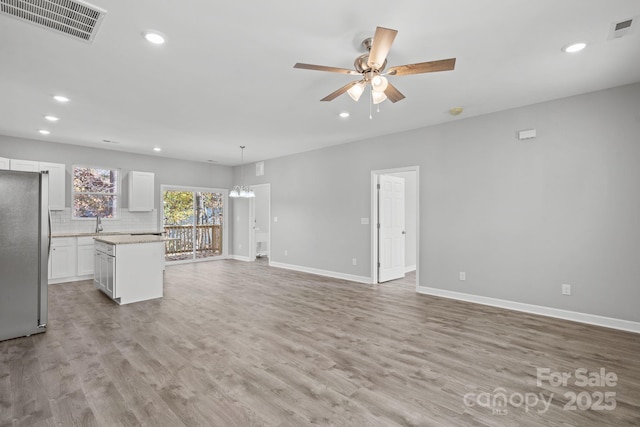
(93, 239, 163, 305)
(49, 236, 97, 284)
(49, 238, 76, 279)
(77, 237, 95, 276)
(94, 246, 115, 298)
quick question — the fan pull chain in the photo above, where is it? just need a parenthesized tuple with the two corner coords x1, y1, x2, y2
(369, 87, 373, 120)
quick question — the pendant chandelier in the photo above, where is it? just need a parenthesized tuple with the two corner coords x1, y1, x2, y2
(229, 145, 255, 198)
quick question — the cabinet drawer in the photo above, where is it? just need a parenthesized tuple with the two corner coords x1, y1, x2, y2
(95, 241, 115, 256)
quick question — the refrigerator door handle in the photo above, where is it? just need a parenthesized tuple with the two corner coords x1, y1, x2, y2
(48, 208, 52, 257)
(39, 171, 49, 330)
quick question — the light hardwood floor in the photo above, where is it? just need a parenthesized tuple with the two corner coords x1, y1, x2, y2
(1, 260, 639, 426)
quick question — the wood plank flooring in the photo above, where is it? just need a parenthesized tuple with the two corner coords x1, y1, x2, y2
(1, 260, 639, 426)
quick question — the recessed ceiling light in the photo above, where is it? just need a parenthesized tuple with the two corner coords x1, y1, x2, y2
(53, 95, 70, 103)
(562, 42, 587, 53)
(143, 30, 166, 45)
(39, 129, 50, 135)
(339, 112, 350, 118)
(44, 115, 59, 121)
(153, 147, 162, 152)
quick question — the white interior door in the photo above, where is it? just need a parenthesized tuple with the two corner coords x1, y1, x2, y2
(378, 175, 405, 282)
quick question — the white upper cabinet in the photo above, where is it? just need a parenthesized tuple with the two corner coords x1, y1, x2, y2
(0, 157, 10, 170)
(39, 162, 66, 211)
(129, 171, 155, 211)
(10, 158, 39, 171)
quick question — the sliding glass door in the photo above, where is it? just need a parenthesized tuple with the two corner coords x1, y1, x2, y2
(162, 186, 227, 263)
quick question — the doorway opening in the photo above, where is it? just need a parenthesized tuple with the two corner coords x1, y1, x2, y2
(249, 183, 271, 263)
(162, 185, 228, 264)
(371, 167, 419, 289)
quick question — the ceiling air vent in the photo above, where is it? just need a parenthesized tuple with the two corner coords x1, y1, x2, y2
(0, 0, 106, 43)
(608, 17, 636, 40)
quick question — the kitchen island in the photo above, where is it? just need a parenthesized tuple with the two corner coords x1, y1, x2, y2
(93, 234, 165, 305)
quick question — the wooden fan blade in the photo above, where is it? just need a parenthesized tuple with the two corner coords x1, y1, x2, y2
(384, 82, 405, 103)
(294, 63, 359, 75)
(387, 58, 456, 76)
(367, 27, 398, 70)
(321, 81, 358, 102)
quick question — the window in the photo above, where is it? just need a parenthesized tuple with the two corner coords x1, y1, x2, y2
(72, 165, 120, 218)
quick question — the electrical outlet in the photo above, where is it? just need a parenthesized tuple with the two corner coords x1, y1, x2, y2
(352, 258, 357, 266)
(238, 244, 242, 250)
(562, 284, 571, 295)
(459, 272, 466, 281)
(284, 249, 288, 256)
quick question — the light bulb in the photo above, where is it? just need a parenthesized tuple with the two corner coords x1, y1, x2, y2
(347, 82, 365, 102)
(562, 42, 586, 53)
(371, 75, 388, 92)
(143, 30, 166, 45)
(372, 90, 387, 105)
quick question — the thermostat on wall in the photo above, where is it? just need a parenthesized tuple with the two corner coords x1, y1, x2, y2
(518, 129, 537, 140)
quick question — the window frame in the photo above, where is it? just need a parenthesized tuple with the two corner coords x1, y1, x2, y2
(71, 164, 122, 220)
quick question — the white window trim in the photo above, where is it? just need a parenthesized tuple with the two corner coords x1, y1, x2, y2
(71, 164, 122, 220)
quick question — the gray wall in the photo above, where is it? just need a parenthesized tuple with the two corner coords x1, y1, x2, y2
(236, 82, 640, 322)
(0, 135, 233, 227)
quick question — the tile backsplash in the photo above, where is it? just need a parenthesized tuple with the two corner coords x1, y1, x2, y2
(50, 208, 160, 235)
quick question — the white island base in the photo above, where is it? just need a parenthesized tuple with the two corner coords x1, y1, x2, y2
(94, 235, 165, 305)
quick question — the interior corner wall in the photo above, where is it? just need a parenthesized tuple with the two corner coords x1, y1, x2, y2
(242, 82, 640, 323)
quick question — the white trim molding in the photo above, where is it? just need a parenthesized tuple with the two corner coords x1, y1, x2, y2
(417, 286, 640, 334)
(270, 261, 371, 284)
(230, 254, 252, 262)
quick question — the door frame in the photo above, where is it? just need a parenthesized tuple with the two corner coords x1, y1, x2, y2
(161, 184, 229, 263)
(370, 166, 419, 287)
(248, 183, 271, 263)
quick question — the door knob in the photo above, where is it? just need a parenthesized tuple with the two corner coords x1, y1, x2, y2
(402, 231, 406, 234)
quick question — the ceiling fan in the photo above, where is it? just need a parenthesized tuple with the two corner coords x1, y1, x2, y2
(294, 26, 456, 104)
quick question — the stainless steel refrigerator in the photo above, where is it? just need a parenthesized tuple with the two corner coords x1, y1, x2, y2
(0, 169, 49, 342)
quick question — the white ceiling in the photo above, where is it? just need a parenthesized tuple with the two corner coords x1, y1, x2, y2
(1, 0, 639, 165)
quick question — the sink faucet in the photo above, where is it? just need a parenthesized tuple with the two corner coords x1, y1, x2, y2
(95, 215, 103, 233)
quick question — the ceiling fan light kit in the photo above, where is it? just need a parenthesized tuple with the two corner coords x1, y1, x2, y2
(294, 26, 456, 107)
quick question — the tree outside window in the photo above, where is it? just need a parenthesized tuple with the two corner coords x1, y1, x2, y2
(73, 165, 119, 218)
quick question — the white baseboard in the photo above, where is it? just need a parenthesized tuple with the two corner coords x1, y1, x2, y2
(270, 261, 371, 284)
(49, 274, 93, 285)
(405, 265, 416, 274)
(230, 254, 252, 262)
(417, 286, 640, 334)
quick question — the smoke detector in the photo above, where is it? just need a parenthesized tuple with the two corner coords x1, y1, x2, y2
(0, 0, 107, 43)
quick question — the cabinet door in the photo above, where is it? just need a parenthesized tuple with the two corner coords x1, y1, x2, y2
(77, 244, 95, 276)
(94, 251, 102, 288)
(129, 171, 155, 211)
(106, 256, 115, 298)
(50, 245, 74, 279)
(39, 162, 66, 211)
(0, 157, 9, 170)
(10, 159, 39, 172)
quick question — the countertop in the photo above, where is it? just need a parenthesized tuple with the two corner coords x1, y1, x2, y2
(93, 235, 167, 245)
(52, 231, 162, 238)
